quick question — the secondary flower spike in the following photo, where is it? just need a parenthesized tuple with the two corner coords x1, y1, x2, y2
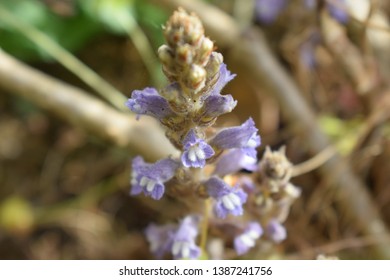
(205, 176, 247, 219)
(130, 156, 180, 200)
(181, 129, 214, 168)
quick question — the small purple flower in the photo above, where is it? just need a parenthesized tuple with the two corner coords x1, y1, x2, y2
(327, 0, 348, 24)
(234, 222, 263, 255)
(299, 32, 321, 70)
(266, 219, 287, 243)
(255, 0, 287, 24)
(145, 216, 201, 260)
(171, 216, 201, 259)
(126, 87, 175, 120)
(199, 94, 237, 121)
(145, 223, 175, 258)
(205, 176, 247, 219)
(181, 130, 215, 168)
(303, 0, 316, 10)
(210, 118, 260, 151)
(214, 148, 258, 176)
(130, 156, 180, 200)
(197, 64, 237, 123)
(209, 64, 237, 96)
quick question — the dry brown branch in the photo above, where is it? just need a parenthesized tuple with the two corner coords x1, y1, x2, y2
(287, 233, 390, 259)
(0, 49, 177, 162)
(321, 11, 377, 95)
(148, 0, 390, 258)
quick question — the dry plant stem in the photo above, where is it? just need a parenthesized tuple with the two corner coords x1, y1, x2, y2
(122, 15, 164, 87)
(292, 147, 336, 177)
(0, 4, 127, 111)
(346, 0, 390, 83)
(287, 234, 390, 260)
(0, 49, 176, 162)
(149, 0, 390, 259)
(199, 199, 212, 254)
(320, 11, 375, 95)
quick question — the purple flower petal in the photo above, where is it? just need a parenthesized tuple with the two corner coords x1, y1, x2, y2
(126, 87, 175, 120)
(266, 219, 287, 243)
(209, 64, 237, 96)
(130, 156, 180, 200)
(234, 222, 263, 255)
(255, 0, 287, 24)
(181, 130, 215, 168)
(210, 118, 261, 150)
(196, 64, 237, 124)
(199, 94, 237, 122)
(204, 176, 247, 219)
(214, 148, 258, 176)
(238, 176, 257, 193)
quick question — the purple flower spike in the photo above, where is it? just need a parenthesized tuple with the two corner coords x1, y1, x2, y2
(210, 118, 260, 151)
(145, 223, 175, 258)
(234, 222, 263, 255)
(327, 0, 348, 24)
(205, 176, 247, 219)
(130, 156, 180, 200)
(255, 0, 287, 24)
(171, 216, 201, 259)
(214, 148, 258, 176)
(181, 130, 215, 168)
(126, 87, 175, 120)
(266, 219, 287, 243)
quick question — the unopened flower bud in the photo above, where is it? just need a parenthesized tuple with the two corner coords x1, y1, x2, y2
(164, 8, 204, 47)
(184, 64, 206, 92)
(198, 37, 214, 65)
(176, 44, 193, 65)
(260, 146, 292, 183)
(205, 52, 223, 83)
(158, 45, 174, 66)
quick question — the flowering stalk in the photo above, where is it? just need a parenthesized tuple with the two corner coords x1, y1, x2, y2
(126, 8, 299, 259)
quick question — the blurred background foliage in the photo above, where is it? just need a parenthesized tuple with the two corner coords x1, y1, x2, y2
(0, 0, 167, 61)
(0, 0, 390, 259)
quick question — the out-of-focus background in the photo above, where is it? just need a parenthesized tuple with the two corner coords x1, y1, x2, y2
(1, 0, 390, 259)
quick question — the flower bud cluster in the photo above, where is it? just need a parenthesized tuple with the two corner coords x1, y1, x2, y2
(159, 8, 219, 95)
(250, 146, 301, 243)
(127, 8, 237, 148)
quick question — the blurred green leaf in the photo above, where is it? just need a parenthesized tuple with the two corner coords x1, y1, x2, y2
(0, 0, 101, 61)
(0, 196, 34, 235)
(133, 0, 168, 49)
(79, 0, 136, 34)
(319, 114, 362, 155)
